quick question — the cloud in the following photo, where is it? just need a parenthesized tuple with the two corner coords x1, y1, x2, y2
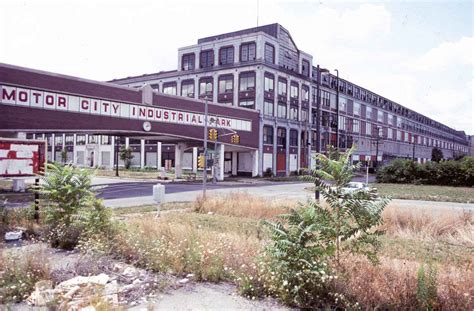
(411, 36, 473, 71)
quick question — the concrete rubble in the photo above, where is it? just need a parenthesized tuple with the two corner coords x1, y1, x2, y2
(26, 263, 168, 310)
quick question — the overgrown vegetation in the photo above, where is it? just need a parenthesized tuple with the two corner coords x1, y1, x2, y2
(0, 246, 50, 304)
(371, 183, 474, 203)
(376, 157, 474, 186)
(40, 163, 114, 249)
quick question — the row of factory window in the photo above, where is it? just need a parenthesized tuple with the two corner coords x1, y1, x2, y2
(316, 92, 464, 144)
(182, 42, 312, 77)
(319, 72, 462, 138)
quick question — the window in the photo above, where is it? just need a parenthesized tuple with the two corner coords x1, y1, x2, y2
(339, 115, 346, 131)
(88, 135, 99, 144)
(302, 59, 310, 76)
(377, 110, 384, 123)
(163, 82, 177, 95)
(289, 106, 298, 121)
(290, 83, 299, 99)
(240, 42, 256, 62)
(239, 72, 255, 91)
(301, 108, 309, 122)
(219, 46, 234, 65)
(339, 97, 347, 112)
(354, 102, 361, 116)
(264, 43, 275, 63)
(218, 75, 233, 94)
(366, 123, 372, 136)
(277, 128, 286, 146)
(181, 53, 195, 71)
(353, 119, 360, 133)
(290, 130, 298, 146)
(277, 103, 287, 119)
(366, 106, 372, 120)
(76, 135, 86, 145)
(199, 78, 213, 100)
(54, 135, 63, 146)
(150, 83, 159, 91)
(101, 136, 111, 145)
(302, 86, 309, 102)
(65, 135, 74, 145)
(264, 74, 274, 92)
(388, 114, 394, 126)
(264, 100, 274, 116)
(239, 99, 255, 109)
(387, 128, 393, 139)
(263, 126, 273, 144)
(278, 79, 287, 96)
(321, 90, 330, 107)
(200, 49, 214, 68)
(181, 80, 194, 98)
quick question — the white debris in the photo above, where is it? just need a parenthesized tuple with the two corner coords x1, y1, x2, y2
(178, 278, 189, 285)
(5, 230, 23, 241)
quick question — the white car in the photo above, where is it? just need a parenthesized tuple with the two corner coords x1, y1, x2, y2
(341, 182, 371, 194)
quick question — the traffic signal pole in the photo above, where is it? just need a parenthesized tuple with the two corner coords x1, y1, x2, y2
(202, 99, 208, 199)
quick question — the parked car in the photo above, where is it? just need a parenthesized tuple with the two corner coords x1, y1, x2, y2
(341, 182, 372, 195)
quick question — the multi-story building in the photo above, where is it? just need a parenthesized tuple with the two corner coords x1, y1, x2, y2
(109, 23, 469, 175)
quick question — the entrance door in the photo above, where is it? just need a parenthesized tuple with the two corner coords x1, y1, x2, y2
(276, 153, 286, 176)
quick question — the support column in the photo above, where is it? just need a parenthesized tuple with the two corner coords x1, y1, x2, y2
(73, 134, 77, 164)
(232, 151, 238, 176)
(272, 125, 278, 175)
(174, 143, 185, 179)
(216, 144, 225, 181)
(297, 128, 302, 172)
(110, 136, 115, 169)
(192, 147, 198, 173)
(51, 134, 55, 162)
(252, 149, 259, 177)
(140, 139, 145, 169)
(157, 142, 162, 170)
(285, 127, 290, 176)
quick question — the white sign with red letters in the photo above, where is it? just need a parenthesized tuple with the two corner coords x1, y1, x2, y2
(0, 85, 252, 132)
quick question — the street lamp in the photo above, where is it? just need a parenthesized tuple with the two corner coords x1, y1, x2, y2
(334, 69, 339, 151)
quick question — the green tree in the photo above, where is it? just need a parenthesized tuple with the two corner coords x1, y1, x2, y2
(60, 148, 68, 163)
(120, 146, 134, 169)
(431, 147, 443, 162)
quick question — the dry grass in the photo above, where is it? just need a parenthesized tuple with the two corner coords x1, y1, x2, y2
(338, 254, 473, 310)
(381, 204, 473, 245)
(113, 211, 264, 282)
(193, 193, 294, 220)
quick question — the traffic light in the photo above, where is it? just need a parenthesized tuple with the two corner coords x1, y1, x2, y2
(197, 155, 205, 169)
(208, 128, 218, 141)
(231, 134, 240, 144)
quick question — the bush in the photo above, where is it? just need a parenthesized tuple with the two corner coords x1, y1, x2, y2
(263, 168, 273, 178)
(40, 163, 113, 249)
(260, 147, 389, 308)
(376, 157, 474, 186)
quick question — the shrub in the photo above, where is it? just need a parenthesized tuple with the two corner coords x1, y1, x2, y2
(417, 263, 438, 310)
(119, 147, 134, 169)
(260, 147, 389, 307)
(40, 163, 113, 249)
(263, 167, 273, 178)
(376, 157, 474, 186)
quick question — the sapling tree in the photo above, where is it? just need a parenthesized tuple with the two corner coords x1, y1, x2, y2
(303, 146, 390, 265)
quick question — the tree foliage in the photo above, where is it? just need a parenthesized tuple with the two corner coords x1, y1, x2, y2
(40, 163, 112, 249)
(120, 147, 134, 169)
(263, 147, 389, 307)
(431, 147, 444, 162)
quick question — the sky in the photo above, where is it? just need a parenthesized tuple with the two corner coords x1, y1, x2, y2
(1, 0, 473, 134)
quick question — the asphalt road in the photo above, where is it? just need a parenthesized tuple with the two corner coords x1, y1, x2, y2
(95, 181, 283, 200)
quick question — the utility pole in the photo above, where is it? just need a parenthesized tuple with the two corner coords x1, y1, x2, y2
(412, 135, 416, 162)
(115, 136, 120, 177)
(202, 99, 208, 199)
(334, 69, 339, 150)
(315, 65, 329, 202)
